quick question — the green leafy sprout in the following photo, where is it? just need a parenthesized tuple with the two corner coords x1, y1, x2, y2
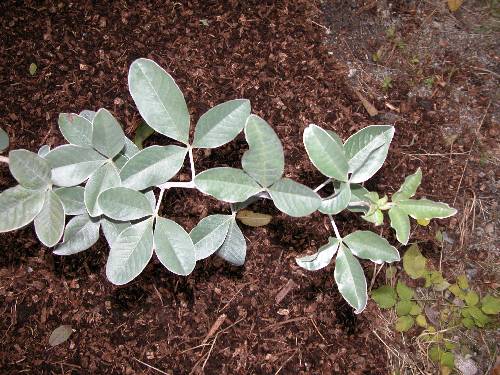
(0, 58, 458, 313)
(372, 244, 500, 372)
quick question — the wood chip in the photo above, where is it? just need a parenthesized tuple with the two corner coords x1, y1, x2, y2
(354, 90, 378, 117)
(275, 279, 297, 304)
(202, 314, 226, 344)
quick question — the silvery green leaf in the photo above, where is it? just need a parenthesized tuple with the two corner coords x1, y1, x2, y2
(112, 152, 129, 170)
(101, 217, 130, 247)
(326, 130, 343, 145)
(84, 163, 121, 217)
(106, 218, 154, 285)
(54, 186, 86, 215)
(119, 145, 187, 190)
(58, 113, 93, 147)
(79, 110, 96, 122)
(268, 178, 321, 217)
(0, 185, 45, 232)
(194, 167, 262, 203)
(123, 137, 140, 158)
(344, 125, 394, 183)
(193, 99, 251, 148)
(392, 168, 422, 202)
(190, 214, 232, 260)
(98, 187, 153, 221)
(216, 218, 246, 266)
(319, 181, 351, 214)
(128, 58, 190, 144)
(9, 149, 51, 190)
(0, 127, 9, 152)
(53, 214, 100, 255)
(388, 206, 410, 245)
(45, 145, 107, 187)
(38, 145, 51, 157)
(361, 208, 384, 226)
(242, 115, 284, 187)
(91, 108, 125, 158)
(296, 237, 339, 271)
(303, 124, 348, 181)
(396, 199, 457, 220)
(144, 189, 156, 211)
(348, 184, 370, 213)
(334, 244, 368, 314)
(34, 190, 65, 247)
(154, 217, 196, 275)
(343, 230, 400, 264)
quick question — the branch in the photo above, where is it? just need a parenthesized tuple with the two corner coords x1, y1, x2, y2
(0, 155, 9, 164)
(328, 214, 343, 241)
(188, 147, 195, 180)
(314, 178, 331, 192)
(157, 181, 195, 189)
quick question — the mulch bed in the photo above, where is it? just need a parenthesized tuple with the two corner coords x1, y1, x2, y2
(1, 0, 491, 374)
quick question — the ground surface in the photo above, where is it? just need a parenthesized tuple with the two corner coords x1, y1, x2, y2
(0, 0, 498, 374)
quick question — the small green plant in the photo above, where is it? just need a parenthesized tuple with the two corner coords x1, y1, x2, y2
(382, 76, 393, 91)
(372, 244, 500, 372)
(0, 58, 457, 313)
(424, 76, 436, 88)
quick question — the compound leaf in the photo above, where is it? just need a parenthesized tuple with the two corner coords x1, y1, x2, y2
(53, 214, 100, 255)
(193, 99, 251, 148)
(190, 214, 232, 260)
(334, 244, 368, 314)
(34, 190, 65, 247)
(154, 217, 196, 275)
(194, 167, 262, 203)
(98, 187, 153, 221)
(397, 199, 457, 220)
(128, 58, 190, 144)
(54, 186, 86, 215)
(106, 219, 154, 285)
(119, 145, 187, 190)
(91, 108, 125, 158)
(58, 113, 93, 147)
(0, 185, 45, 232)
(216, 218, 246, 266)
(9, 149, 51, 191)
(344, 125, 394, 183)
(303, 124, 348, 181)
(242, 115, 284, 187)
(343, 230, 400, 264)
(388, 206, 410, 245)
(84, 163, 121, 217)
(296, 237, 339, 271)
(319, 181, 351, 214)
(392, 168, 422, 202)
(268, 178, 321, 217)
(45, 145, 107, 187)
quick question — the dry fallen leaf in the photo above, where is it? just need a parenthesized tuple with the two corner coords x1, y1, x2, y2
(236, 209, 272, 227)
(447, 0, 464, 12)
(48, 325, 73, 347)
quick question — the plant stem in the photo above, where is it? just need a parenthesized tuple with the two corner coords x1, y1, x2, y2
(154, 188, 165, 217)
(0, 155, 9, 164)
(314, 178, 331, 192)
(157, 181, 195, 189)
(188, 147, 195, 180)
(328, 214, 342, 241)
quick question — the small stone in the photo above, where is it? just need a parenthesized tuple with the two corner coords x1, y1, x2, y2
(455, 354, 478, 375)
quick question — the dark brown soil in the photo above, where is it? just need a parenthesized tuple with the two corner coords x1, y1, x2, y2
(0, 0, 497, 374)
